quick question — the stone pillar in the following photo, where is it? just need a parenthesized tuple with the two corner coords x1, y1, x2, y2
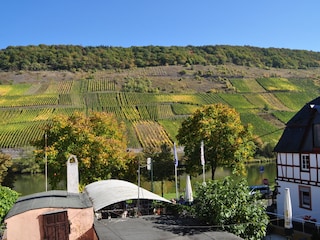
(67, 155, 79, 193)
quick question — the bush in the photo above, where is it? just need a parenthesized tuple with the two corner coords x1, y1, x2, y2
(0, 186, 19, 224)
(193, 177, 269, 239)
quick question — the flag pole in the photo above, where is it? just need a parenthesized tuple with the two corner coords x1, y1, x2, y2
(174, 142, 179, 200)
(45, 132, 48, 192)
(175, 164, 178, 200)
(201, 140, 206, 184)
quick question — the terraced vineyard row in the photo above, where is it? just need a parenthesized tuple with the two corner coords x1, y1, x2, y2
(54, 107, 84, 116)
(87, 78, 116, 92)
(0, 75, 319, 149)
(102, 104, 177, 121)
(98, 92, 119, 107)
(229, 78, 266, 93)
(133, 120, 172, 148)
(171, 103, 198, 115)
(136, 105, 151, 120)
(196, 93, 227, 105)
(127, 66, 168, 76)
(219, 94, 256, 109)
(0, 108, 54, 124)
(58, 94, 73, 105)
(0, 84, 33, 96)
(104, 106, 126, 120)
(0, 121, 47, 148)
(154, 94, 200, 104)
(123, 92, 155, 105)
(45, 81, 74, 94)
(0, 94, 59, 107)
(240, 111, 281, 143)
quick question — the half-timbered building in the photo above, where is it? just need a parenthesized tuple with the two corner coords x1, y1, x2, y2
(274, 96, 320, 223)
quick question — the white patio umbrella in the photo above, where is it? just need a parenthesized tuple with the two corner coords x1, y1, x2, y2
(284, 188, 293, 233)
(185, 174, 193, 203)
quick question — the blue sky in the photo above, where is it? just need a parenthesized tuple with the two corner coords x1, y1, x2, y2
(1, 1, 320, 51)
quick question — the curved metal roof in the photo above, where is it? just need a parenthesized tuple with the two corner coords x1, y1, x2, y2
(5, 190, 92, 219)
(84, 179, 170, 211)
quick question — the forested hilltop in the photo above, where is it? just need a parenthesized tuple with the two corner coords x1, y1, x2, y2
(1, 44, 320, 158)
(1, 45, 320, 71)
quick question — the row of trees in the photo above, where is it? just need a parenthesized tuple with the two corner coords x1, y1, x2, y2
(1, 103, 267, 238)
(1, 45, 319, 71)
(30, 104, 255, 188)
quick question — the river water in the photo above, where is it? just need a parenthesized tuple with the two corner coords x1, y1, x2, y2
(13, 161, 276, 196)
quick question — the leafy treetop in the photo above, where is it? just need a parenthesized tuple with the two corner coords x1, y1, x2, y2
(177, 103, 256, 179)
(0, 186, 19, 224)
(32, 111, 135, 189)
(0, 152, 12, 184)
(194, 177, 269, 239)
(142, 143, 175, 197)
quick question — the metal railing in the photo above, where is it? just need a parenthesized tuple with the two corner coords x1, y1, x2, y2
(267, 211, 320, 236)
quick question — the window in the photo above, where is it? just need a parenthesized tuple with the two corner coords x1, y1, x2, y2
(299, 186, 311, 209)
(301, 154, 310, 171)
(313, 124, 320, 148)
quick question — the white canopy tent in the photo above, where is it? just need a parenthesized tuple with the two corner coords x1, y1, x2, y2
(84, 179, 170, 211)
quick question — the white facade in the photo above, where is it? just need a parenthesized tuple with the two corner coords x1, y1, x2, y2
(277, 152, 320, 222)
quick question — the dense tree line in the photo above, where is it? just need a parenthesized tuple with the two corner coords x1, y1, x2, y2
(0, 44, 320, 71)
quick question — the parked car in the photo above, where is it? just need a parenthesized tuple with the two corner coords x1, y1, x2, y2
(249, 185, 271, 198)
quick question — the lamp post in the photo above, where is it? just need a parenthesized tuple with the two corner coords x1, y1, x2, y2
(137, 158, 152, 216)
(137, 161, 145, 217)
(137, 163, 141, 216)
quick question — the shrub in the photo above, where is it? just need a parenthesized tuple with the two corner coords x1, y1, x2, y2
(193, 177, 269, 239)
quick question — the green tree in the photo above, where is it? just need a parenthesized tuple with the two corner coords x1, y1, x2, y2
(0, 186, 19, 224)
(153, 143, 175, 197)
(176, 104, 255, 179)
(32, 111, 135, 188)
(142, 144, 175, 196)
(194, 177, 269, 239)
(0, 152, 13, 184)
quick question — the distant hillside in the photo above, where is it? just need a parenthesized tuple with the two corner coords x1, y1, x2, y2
(1, 45, 320, 72)
(1, 63, 320, 153)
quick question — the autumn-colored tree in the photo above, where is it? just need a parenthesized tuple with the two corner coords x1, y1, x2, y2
(32, 111, 135, 188)
(176, 103, 255, 179)
(0, 152, 12, 184)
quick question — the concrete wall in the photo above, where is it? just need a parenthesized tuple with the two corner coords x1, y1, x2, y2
(4, 207, 94, 240)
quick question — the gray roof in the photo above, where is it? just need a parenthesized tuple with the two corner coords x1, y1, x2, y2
(94, 215, 244, 240)
(85, 179, 171, 211)
(274, 96, 320, 153)
(5, 190, 92, 219)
